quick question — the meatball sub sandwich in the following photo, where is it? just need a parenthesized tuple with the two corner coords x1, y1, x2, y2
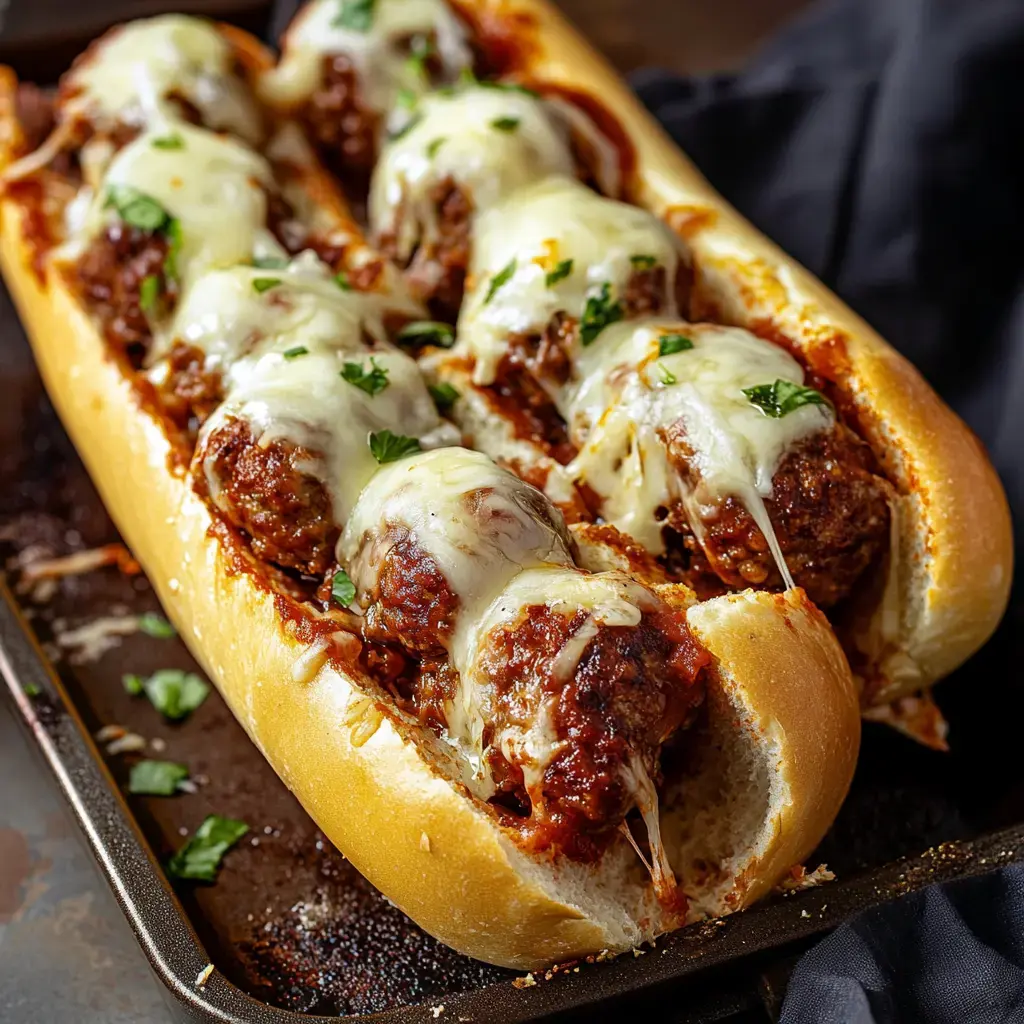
(0, 3, 1004, 971)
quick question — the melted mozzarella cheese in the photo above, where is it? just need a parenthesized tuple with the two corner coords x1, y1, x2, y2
(154, 250, 411, 371)
(64, 15, 263, 144)
(74, 122, 275, 286)
(564, 320, 833, 582)
(456, 176, 683, 384)
(340, 447, 655, 796)
(368, 86, 576, 260)
(341, 448, 576, 644)
(203, 347, 458, 528)
(261, 0, 472, 112)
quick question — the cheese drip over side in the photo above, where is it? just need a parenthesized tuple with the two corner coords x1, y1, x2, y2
(368, 86, 576, 260)
(260, 0, 472, 112)
(65, 122, 276, 287)
(455, 176, 683, 384)
(564, 320, 834, 583)
(63, 15, 263, 144)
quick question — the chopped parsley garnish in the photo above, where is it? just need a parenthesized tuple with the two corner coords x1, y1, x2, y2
(334, 271, 352, 291)
(138, 611, 175, 639)
(105, 186, 183, 282)
(129, 760, 189, 796)
(579, 283, 623, 346)
(283, 346, 308, 360)
(332, 0, 375, 31)
(406, 35, 434, 78)
(252, 255, 288, 269)
(478, 74, 538, 97)
(167, 815, 249, 883)
(484, 259, 517, 305)
(369, 430, 421, 464)
(396, 87, 418, 110)
(125, 668, 210, 721)
(152, 133, 184, 150)
(341, 357, 390, 396)
(163, 218, 183, 281)
(388, 113, 423, 141)
(429, 382, 459, 411)
(396, 320, 455, 347)
(491, 116, 521, 132)
(658, 333, 694, 357)
(742, 379, 832, 418)
(545, 258, 573, 287)
(23, 682, 41, 698)
(630, 254, 657, 270)
(656, 363, 678, 386)
(122, 673, 144, 696)
(252, 277, 281, 294)
(104, 185, 170, 232)
(331, 570, 357, 608)
(139, 274, 161, 314)
(426, 136, 446, 158)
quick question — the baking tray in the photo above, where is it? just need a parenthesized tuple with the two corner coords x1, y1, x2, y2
(3, 258, 1023, 1024)
(1, 7, 1022, 1022)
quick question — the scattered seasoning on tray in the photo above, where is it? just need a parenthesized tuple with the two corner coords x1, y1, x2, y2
(512, 973, 537, 989)
(168, 814, 249, 882)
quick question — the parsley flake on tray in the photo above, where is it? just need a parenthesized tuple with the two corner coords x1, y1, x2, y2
(129, 760, 189, 796)
(167, 815, 249, 883)
(123, 669, 210, 721)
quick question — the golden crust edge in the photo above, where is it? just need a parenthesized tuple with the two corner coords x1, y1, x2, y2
(0, 46, 857, 968)
(449, 0, 1013, 696)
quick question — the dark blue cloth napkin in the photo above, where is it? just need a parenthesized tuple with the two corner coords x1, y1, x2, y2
(633, 1, 1024, 1020)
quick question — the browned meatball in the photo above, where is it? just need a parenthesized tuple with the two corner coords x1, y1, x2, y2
(160, 342, 225, 432)
(663, 422, 891, 609)
(302, 54, 379, 174)
(379, 177, 472, 322)
(197, 417, 338, 577)
(478, 602, 708, 860)
(359, 534, 461, 654)
(73, 225, 175, 357)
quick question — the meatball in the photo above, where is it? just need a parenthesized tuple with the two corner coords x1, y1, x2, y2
(73, 224, 174, 357)
(479, 602, 708, 859)
(160, 342, 224, 431)
(360, 534, 461, 654)
(302, 54, 379, 174)
(197, 416, 338, 577)
(379, 176, 472, 321)
(664, 422, 891, 609)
